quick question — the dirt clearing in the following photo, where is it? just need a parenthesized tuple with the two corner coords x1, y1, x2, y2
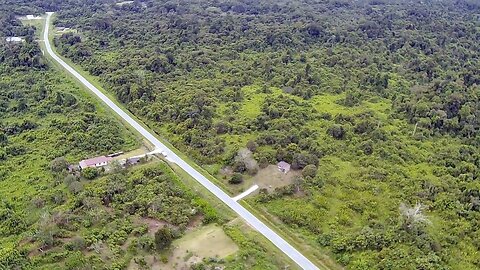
(241, 165, 301, 194)
(112, 145, 150, 161)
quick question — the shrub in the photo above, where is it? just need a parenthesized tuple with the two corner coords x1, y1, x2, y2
(229, 173, 243, 184)
(63, 174, 77, 186)
(132, 225, 148, 236)
(232, 160, 246, 173)
(51, 157, 69, 172)
(64, 251, 87, 269)
(108, 230, 128, 246)
(68, 181, 84, 194)
(137, 235, 154, 251)
(246, 140, 258, 152)
(302, 164, 318, 178)
(327, 124, 346, 139)
(154, 226, 174, 250)
(5, 145, 27, 156)
(31, 197, 45, 208)
(0, 132, 7, 146)
(82, 167, 98, 179)
(65, 237, 86, 251)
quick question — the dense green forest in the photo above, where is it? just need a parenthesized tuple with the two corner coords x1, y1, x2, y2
(3, 0, 480, 269)
(0, 9, 289, 269)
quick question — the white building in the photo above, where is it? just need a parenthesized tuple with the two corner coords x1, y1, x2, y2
(6, 37, 24, 42)
(79, 156, 113, 169)
(26, 15, 42, 20)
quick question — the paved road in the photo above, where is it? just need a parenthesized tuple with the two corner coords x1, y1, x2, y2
(43, 12, 319, 270)
(233, 184, 259, 201)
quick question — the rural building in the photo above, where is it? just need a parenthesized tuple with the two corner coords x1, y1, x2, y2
(6, 37, 23, 42)
(107, 151, 124, 157)
(79, 156, 113, 169)
(126, 156, 141, 166)
(277, 161, 291, 174)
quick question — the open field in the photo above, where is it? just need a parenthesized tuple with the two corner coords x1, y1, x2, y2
(112, 145, 151, 161)
(225, 165, 302, 196)
(167, 224, 239, 269)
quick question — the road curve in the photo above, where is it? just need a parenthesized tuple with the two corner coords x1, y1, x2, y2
(43, 12, 319, 270)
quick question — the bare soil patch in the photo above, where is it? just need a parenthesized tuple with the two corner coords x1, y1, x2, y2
(249, 165, 301, 193)
(167, 224, 238, 269)
(112, 145, 150, 161)
(186, 214, 204, 230)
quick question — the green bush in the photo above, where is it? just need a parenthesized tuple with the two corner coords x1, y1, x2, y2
(154, 226, 174, 251)
(64, 237, 86, 251)
(51, 157, 69, 172)
(229, 173, 243, 184)
(302, 164, 317, 178)
(68, 181, 84, 194)
(81, 167, 98, 179)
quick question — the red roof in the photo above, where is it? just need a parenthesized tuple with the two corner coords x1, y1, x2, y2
(79, 156, 112, 168)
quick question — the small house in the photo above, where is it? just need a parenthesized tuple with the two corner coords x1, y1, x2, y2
(79, 156, 113, 169)
(126, 156, 141, 166)
(277, 161, 291, 174)
(26, 15, 42, 20)
(6, 37, 24, 43)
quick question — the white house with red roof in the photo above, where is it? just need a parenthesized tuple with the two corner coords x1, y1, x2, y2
(79, 156, 113, 169)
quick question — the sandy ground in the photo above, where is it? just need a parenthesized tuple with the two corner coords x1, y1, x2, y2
(128, 224, 238, 270)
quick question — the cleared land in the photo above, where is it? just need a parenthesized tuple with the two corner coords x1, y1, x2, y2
(169, 225, 239, 268)
(225, 165, 301, 196)
(127, 224, 238, 270)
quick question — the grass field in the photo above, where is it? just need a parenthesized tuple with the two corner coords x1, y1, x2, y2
(168, 225, 239, 268)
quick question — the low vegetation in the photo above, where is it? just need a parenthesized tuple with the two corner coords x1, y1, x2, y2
(45, 0, 479, 268)
(0, 9, 292, 269)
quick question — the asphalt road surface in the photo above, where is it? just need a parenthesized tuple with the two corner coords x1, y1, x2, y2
(43, 12, 320, 270)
